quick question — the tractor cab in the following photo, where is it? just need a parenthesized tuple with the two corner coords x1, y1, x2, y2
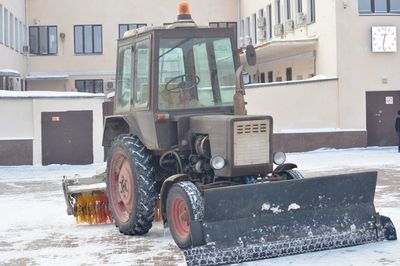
(115, 25, 238, 114)
(109, 6, 242, 152)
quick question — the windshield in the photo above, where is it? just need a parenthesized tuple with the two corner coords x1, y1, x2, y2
(158, 37, 236, 110)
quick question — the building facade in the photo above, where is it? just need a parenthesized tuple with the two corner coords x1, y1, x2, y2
(0, 0, 28, 90)
(240, 0, 400, 149)
(25, 0, 237, 92)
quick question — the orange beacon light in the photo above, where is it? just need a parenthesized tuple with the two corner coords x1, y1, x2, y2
(177, 2, 192, 20)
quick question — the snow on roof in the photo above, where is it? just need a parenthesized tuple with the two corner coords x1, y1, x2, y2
(0, 69, 20, 77)
(26, 74, 69, 80)
(246, 75, 337, 88)
(0, 90, 105, 99)
(277, 128, 366, 134)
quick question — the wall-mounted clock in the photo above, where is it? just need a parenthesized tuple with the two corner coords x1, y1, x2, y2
(372, 26, 397, 52)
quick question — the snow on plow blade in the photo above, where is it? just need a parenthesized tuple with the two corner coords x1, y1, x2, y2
(62, 173, 113, 224)
(184, 172, 397, 266)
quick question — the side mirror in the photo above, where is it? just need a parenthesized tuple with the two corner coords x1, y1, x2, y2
(246, 45, 256, 66)
(242, 72, 250, 85)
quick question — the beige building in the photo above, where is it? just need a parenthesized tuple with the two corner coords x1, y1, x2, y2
(240, 0, 400, 150)
(0, 0, 399, 157)
(0, 0, 27, 90)
(25, 0, 237, 92)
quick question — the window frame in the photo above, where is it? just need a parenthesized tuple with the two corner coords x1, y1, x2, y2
(115, 42, 134, 114)
(133, 36, 152, 111)
(74, 24, 103, 54)
(285, 0, 292, 20)
(266, 5, 273, 40)
(358, 0, 400, 14)
(29, 25, 58, 55)
(252, 13, 257, 44)
(15, 17, 18, 52)
(307, 0, 316, 24)
(118, 23, 147, 39)
(0, 4, 3, 44)
(4, 8, 8, 47)
(275, 0, 282, 24)
(75, 79, 104, 93)
(209, 21, 238, 47)
(10, 12, 14, 49)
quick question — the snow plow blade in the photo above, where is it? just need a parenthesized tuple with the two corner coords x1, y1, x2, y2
(62, 172, 113, 224)
(184, 172, 397, 266)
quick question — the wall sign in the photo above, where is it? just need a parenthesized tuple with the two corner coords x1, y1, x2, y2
(385, 96, 393, 105)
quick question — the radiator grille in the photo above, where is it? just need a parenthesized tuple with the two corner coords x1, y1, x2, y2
(234, 120, 270, 166)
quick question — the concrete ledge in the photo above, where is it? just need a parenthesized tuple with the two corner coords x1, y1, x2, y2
(0, 139, 33, 165)
(273, 131, 367, 153)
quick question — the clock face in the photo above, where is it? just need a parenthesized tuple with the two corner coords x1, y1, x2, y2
(372, 26, 397, 52)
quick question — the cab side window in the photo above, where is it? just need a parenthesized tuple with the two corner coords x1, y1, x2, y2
(115, 44, 132, 112)
(134, 39, 150, 108)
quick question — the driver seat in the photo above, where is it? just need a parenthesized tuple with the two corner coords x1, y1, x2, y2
(159, 83, 180, 109)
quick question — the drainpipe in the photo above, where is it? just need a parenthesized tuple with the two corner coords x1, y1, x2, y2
(237, 0, 241, 48)
(25, 0, 29, 90)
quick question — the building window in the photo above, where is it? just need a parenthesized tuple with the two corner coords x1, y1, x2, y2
(29, 26, 57, 55)
(295, 0, 303, 13)
(275, 0, 281, 24)
(359, 0, 400, 14)
(74, 25, 102, 54)
(0, 4, 3, 44)
(19, 21, 23, 53)
(10, 13, 13, 49)
(286, 67, 292, 81)
(268, 71, 273, 82)
(260, 72, 266, 83)
(391, 0, 400, 12)
(266, 5, 272, 39)
(252, 14, 257, 44)
(15, 17, 19, 52)
(209, 22, 237, 46)
(285, 0, 292, 20)
(307, 0, 316, 23)
(258, 9, 266, 41)
(4, 8, 8, 46)
(246, 17, 251, 43)
(75, 79, 103, 93)
(240, 19, 244, 46)
(118, 23, 146, 39)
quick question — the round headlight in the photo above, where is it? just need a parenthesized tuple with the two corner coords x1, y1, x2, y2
(210, 155, 225, 170)
(273, 152, 286, 165)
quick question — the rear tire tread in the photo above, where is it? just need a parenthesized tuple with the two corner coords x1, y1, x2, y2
(106, 134, 156, 235)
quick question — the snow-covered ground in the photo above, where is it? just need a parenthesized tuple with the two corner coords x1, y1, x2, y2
(0, 147, 399, 266)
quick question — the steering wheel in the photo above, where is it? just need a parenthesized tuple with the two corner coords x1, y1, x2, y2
(165, 74, 200, 93)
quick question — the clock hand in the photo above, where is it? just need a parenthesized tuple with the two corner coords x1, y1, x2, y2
(382, 33, 387, 49)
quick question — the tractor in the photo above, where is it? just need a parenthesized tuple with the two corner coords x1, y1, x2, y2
(63, 3, 396, 265)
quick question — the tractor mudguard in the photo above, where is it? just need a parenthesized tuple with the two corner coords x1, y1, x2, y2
(184, 171, 397, 266)
(273, 163, 298, 174)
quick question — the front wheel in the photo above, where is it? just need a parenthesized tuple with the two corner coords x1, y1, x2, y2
(106, 134, 156, 235)
(283, 169, 304, 180)
(166, 181, 204, 249)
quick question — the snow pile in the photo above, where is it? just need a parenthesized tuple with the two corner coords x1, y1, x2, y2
(0, 147, 399, 266)
(287, 146, 400, 171)
(288, 203, 301, 211)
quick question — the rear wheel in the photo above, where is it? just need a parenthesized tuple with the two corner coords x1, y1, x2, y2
(166, 181, 204, 249)
(106, 134, 156, 235)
